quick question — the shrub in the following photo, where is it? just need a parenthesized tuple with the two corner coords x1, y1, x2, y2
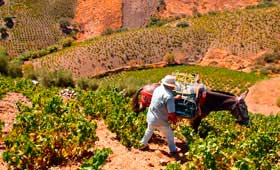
(176, 21, 189, 28)
(157, 0, 166, 12)
(58, 18, 70, 28)
(88, 79, 99, 91)
(208, 11, 219, 16)
(3, 16, 14, 28)
(77, 77, 90, 90)
(163, 53, 176, 65)
(0, 46, 8, 75)
(37, 69, 55, 87)
(101, 28, 114, 36)
(259, 68, 270, 75)
(263, 53, 280, 63)
(54, 70, 75, 88)
(22, 62, 37, 80)
(46, 45, 59, 53)
(59, 37, 74, 47)
(8, 61, 23, 78)
(147, 17, 168, 27)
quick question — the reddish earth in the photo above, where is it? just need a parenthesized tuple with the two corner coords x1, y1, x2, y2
(199, 48, 266, 71)
(159, 0, 259, 18)
(74, 0, 122, 40)
(74, 0, 259, 39)
(0, 76, 279, 169)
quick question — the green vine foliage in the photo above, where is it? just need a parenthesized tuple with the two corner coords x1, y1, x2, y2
(3, 92, 98, 169)
(80, 148, 112, 170)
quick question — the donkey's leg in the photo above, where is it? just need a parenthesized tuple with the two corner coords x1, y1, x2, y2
(191, 117, 202, 133)
(139, 103, 146, 112)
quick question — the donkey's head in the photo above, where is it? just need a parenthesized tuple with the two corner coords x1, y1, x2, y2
(231, 91, 249, 125)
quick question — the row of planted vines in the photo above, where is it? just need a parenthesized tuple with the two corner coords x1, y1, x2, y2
(78, 66, 279, 169)
(0, 77, 107, 169)
(96, 65, 267, 95)
(0, 65, 279, 169)
(34, 6, 280, 78)
(0, 0, 77, 57)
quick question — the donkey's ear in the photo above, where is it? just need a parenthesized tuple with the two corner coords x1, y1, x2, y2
(240, 90, 249, 100)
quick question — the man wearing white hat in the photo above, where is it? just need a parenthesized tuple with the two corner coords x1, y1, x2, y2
(140, 75, 181, 154)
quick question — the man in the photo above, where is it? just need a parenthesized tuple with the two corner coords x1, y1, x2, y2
(140, 75, 181, 154)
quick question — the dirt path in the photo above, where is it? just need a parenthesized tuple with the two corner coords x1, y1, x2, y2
(95, 119, 187, 170)
(245, 76, 280, 115)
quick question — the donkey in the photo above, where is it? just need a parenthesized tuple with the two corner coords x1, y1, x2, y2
(132, 83, 249, 132)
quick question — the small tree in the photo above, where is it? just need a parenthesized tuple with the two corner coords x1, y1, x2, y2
(0, 26, 8, 39)
(8, 61, 23, 78)
(3, 16, 14, 28)
(22, 62, 37, 80)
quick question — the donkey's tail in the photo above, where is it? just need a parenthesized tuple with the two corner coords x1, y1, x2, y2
(132, 87, 143, 113)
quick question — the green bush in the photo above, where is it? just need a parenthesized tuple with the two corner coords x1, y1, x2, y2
(46, 45, 59, 53)
(88, 79, 99, 91)
(163, 53, 176, 65)
(176, 21, 189, 28)
(59, 37, 74, 48)
(22, 63, 37, 80)
(54, 70, 75, 88)
(263, 53, 280, 63)
(0, 46, 8, 75)
(101, 28, 114, 36)
(58, 18, 70, 28)
(147, 17, 168, 27)
(8, 62, 22, 78)
(77, 77, 90, 90)
(36, 69, 74, 87)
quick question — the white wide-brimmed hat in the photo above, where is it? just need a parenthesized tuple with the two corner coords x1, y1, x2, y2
(161, 75, 177, 88)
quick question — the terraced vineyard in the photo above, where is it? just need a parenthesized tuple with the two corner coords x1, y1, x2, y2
(0, 0, 77, 57)
(33, 5, 280, 78)
(0, 64, 279, 169)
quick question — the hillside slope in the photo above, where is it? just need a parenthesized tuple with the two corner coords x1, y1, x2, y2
(0, 0, 77, 57)
(33, 6, 280, 78)
(74, 0, 259, 39)
(74, 0, 122, 40)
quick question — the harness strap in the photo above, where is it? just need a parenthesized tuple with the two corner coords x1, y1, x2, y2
(197, 91, 206, 116)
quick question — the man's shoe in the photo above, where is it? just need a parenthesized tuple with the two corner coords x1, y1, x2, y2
(139, 144, 149, 151)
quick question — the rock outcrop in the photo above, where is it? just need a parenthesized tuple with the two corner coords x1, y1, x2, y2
(74, 0, 122, 40)
(74, 0, 259, 40)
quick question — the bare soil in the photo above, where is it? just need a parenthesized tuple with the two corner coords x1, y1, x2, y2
(0, 76, 279, 169)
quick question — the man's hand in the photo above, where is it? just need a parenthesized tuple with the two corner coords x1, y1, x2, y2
(168, 112, 177, 124)
(174, 95, 182, 100)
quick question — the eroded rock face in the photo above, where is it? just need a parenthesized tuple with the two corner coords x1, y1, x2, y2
(74, 0, 122, 40)
(122, 0, 159, 29)
(74, 0, 259, 40)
